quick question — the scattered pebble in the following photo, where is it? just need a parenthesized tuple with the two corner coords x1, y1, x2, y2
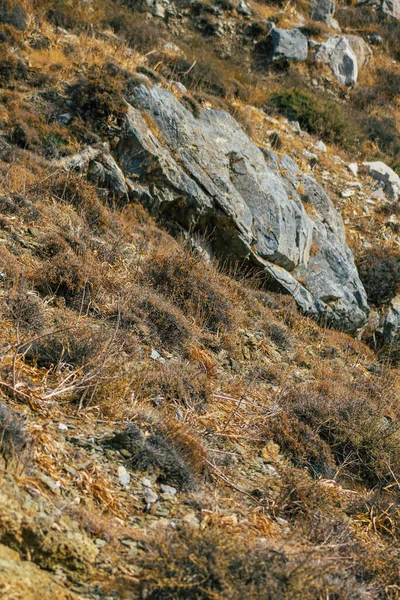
(151, 349, 165, 363)
(143, 487, 158, 508)
(160, 484, 177, 500)
(315, 140, 327, 153)
(117, 466, 131, 487)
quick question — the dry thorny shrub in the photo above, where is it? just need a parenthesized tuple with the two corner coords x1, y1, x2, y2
(108, 416, 209, 490)
(134, 525, 372, 600)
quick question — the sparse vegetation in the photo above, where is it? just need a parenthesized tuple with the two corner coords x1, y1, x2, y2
(268, 88, 365, 148)
(357, 247, 400, 306)
(0, 1, 397, 597)
(0, 402, 30, 465)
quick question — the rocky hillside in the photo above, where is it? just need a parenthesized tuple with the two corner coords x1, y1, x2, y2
(0, 0, 399, 598)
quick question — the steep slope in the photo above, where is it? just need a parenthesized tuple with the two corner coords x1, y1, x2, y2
(0, 1, 398, 598)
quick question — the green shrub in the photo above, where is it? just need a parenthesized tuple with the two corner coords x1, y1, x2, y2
(268, 88, 364, 148)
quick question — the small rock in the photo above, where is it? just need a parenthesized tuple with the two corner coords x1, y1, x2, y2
(95, 539, 107, 548)
(182, 512, 200, 528)
(361, 161, 400, 201)
(121, 539, 138, 548)
(171, 81, 187, 93)
(155, 504, 171, 516)
(263, 464, 279, 477)
(315, 140, 327, 153)
(56, 113, 73, 126)
(266, 27, 308, 64)
(150, 349, 165, 363)
(369, 34, 383, 45)
(289, 120, 302, 134)
(341, 189, 355, 198)
(58, 423, 68, 431)
(118, 466, 131, 487)
(303, 149, 318, 166)
(160, 484, 177, 500)
(143, 488, 158, 508)
(236, 0, 252, 15)
(310, 0, 335, 25)
(141, 478, 153, 488)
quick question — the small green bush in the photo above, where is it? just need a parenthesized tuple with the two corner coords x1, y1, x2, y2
(268, 88, 364, 148)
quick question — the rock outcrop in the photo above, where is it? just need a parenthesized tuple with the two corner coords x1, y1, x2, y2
(315, 36, 358, 86)
(361, 161, 400, 201)
(346, 35, 373, 69)
(115, 84, 369, 331)
(266, 27, 308, 63)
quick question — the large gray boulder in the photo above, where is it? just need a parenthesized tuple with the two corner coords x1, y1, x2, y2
(115, 85, 369, 331)
(310, 0, 335, 24)
(267, 27, 308, 63)
(315, 36, 358, 86)
(360, 161, 400, 201)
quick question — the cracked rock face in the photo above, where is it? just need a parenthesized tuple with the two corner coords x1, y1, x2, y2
(315, 36, 358, 86)
(115, 85, 369, 331)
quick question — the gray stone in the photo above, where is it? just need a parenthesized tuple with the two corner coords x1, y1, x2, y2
(348, 163, 358, 176)
(346, 35, 372, 70)
(310, 0, 335, 24)
(117, 466, 131, 487)
(360, 161, 400, 201)
(143, 487, 158, 507)
(160, 484, 177, 499)
(58, 144, 128, 200)
(315, 140, 327, 153)
(116, 85, 369, 331)
(236, 0, 252, 15)
(267, 27, 308, 63)
(150, 348, 165, 363)
(315, 36, 358, 86)
(382, 295, 400, 346)
(382, 0, 400, 18)
(369, 34, 383, 45)
(56, 113, 73, 126)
